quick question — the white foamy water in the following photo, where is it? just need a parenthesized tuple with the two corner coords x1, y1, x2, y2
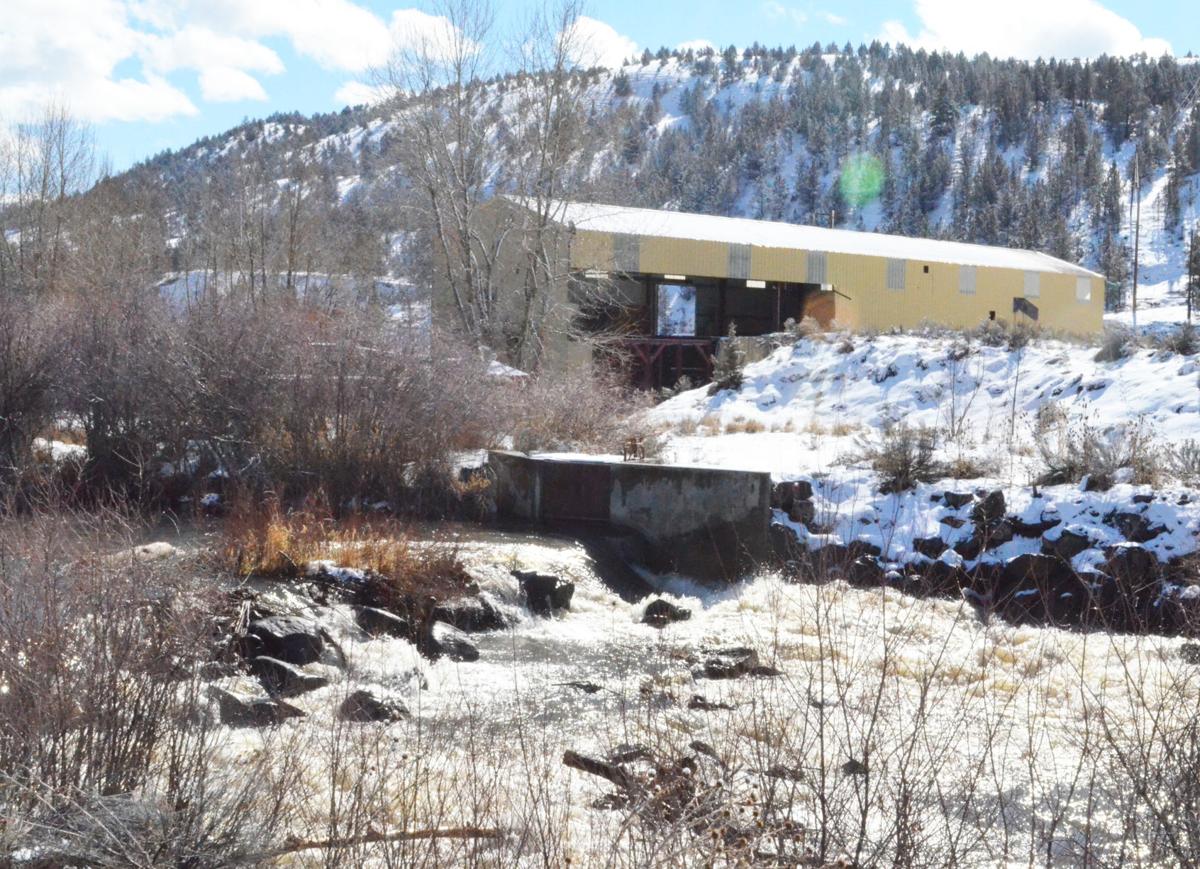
(204, 528, 1200, 866)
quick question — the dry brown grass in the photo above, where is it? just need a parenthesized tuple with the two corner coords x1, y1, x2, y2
(724, 418, 765, 434)
(222, 502, 471, 604)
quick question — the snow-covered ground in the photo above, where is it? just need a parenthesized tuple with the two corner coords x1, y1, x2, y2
(647, 330, 1200, 571)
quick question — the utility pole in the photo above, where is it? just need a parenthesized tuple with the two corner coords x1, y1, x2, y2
(1190, 224, 1198, 325)
(1130, 150, 1140, 328)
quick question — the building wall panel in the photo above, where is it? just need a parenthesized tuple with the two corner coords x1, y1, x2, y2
(639, 237, 730, 278)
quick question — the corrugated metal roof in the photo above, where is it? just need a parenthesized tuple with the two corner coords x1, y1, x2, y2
(531, 199, 1103, 279)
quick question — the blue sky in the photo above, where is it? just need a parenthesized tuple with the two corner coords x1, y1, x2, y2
(0, 0, 1192, 172)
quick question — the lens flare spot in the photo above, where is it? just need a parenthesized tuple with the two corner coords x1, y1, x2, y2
(839, 153, 885, 209)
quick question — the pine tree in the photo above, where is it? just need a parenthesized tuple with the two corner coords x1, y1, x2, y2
(709, 323, 745, 394)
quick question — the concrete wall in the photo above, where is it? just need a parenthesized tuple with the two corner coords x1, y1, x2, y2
(487, 451, 772, 582)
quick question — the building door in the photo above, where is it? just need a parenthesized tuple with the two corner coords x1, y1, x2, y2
(540, 461, 612, 523)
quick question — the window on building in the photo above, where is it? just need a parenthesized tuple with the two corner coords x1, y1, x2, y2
(1024, 271, 1041, 299)
(1076, 276, 1092, 302)
(886, 259, 906, 291)
(959, 265, 977, 295)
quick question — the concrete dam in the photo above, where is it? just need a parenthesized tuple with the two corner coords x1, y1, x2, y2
(486, 451, 773, 582)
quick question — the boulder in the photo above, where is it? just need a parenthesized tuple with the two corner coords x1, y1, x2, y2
(354, 605, 412, 639)
(1180, 643, 1200, 666)
(513, 570, 575, 615)
(788, 500, 816, 525)
(431, 595, 510, 633)
(772, 479, 813, 510)
(942, 491, 974, 509)
(913, 536, 947, 560)
(339, 689, 409, 723)
(1042, 529, 1094, 561)
(1103, 545, 1158, 583)
(688, 694, 734, 711)
(1001, 553, 1072, 589)
(248, 656, 329, 697)
(210, 687, 304, 728)
(980, 520, 1015, 550)
(1011, 515, 1062, 538)
(695, 647, 781, 680)
(243, 615, 324, 666)
(423, 620, 480, 662)
(971, 490, 1006, 527)
(642, 598, 692, 628)
(1106, 511, 1163, 544)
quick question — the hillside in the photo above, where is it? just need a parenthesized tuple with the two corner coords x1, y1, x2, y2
(644, 327, 1200, 627)
(109, 44, 1200, 321)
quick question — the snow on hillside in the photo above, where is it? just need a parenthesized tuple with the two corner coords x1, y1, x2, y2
(648, 331, 1200, 571)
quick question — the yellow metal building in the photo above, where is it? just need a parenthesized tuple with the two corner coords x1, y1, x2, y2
(447, 198, 1105, 384)
(553, 199, 1105, 335)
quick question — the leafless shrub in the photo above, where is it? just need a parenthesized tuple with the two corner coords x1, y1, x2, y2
(852, 422, 940, 493)
(1035, 413, 1161, 488)
(1168, 439, 1200, 486)
(1095, 324, 1137, 362)
(0, 508, 298, 865)
(1156, 322, 1200, 356)
(507, 363, 651, 453)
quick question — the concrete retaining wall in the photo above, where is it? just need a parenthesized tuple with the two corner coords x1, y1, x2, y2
(487, 451, 772, 582)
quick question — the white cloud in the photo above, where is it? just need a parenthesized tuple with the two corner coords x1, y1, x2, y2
(677, 39, 718, 55)
(199, 67, 269, 102)
(141, 27, 284, 76)
(821, 11, 848, 26)
(335, 80, 397, 107)
(564, 16, 639, 69)
(0, 0, 196, 123)
(763, 2, 808, 28)
(881, 0, 1171, 60)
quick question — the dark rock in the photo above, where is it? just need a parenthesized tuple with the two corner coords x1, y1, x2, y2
(980, 520, 1015, 550)
(1002, 553, 1071, 588)
(953, 535, 983, 561)
(1011, 515, 1062, 537)
(642, 598, 692, 628)
(772, 479, 813, 510)
(211, 687, 304, 727)
(339, 689, 409, 723)
(1132, 494, 1155, 504)
(558, 681, 603, 694)
(431, 595, 510, 633)
(942, 491, 974, 509)
(696, 647, 769, 680)
(424, 620, 479, 662)
(842, 758, 869, 776)
(1107, 511, 1162, 544)
(1103, 545, 1158, 583)
(244, 615, 324, 666)
(354, 605, 411, 639)
(940, 516, 966, 529)
(845, 555, 884, 584)
(688, 694, 734, 711)
(1180, 643, 1200, 666)
(913, 536, 946, 559)
(788, 500, 816, 525)
(765, 764, 805, 781)
(971, 490, 1006, 527)
(513, 570, 575, 615)
(1042, 529, 1094, 561)
(1084, 474, 1114, 492)
(248, 656, 329, 697)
